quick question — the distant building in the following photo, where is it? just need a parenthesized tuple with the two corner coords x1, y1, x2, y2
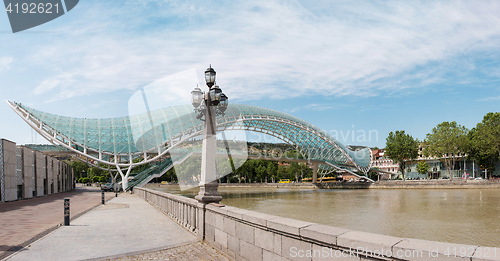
(372, 143, 500, 180)
(371, 148, 399, 174)
(341, 173, 360, 181)
(405, 143, 482, 179)
(1, 139, 74, 202)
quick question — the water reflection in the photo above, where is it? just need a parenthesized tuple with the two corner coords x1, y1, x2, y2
(149, 185, 500, 247)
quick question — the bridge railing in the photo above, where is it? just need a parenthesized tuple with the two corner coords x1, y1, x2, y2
(134, 187, 495, 261)
(134, 187, 199, 234)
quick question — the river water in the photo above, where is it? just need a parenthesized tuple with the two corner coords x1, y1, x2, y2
(149, 186, 500, 247)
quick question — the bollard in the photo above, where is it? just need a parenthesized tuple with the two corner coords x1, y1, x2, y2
(64, 198, 70, 226)
(101, 191, 105, 204)
(115, 191, 118, 197)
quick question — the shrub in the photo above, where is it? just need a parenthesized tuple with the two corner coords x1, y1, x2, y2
(98, 176, 107, 183)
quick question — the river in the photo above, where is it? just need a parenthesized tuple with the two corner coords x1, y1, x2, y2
(147, 185, 500, 247)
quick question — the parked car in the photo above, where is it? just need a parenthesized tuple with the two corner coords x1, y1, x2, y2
(101, 183, 114, 191)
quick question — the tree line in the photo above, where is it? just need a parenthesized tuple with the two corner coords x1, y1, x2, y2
(160, 156, 314, 184)
(385, 112, 500, 179)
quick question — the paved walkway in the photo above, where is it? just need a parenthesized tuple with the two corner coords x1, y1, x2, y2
(0, 186, 115, 260)
(4, 192, 230, 261)
(107, 242, 229, 261)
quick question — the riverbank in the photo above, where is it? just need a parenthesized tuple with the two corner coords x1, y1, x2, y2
(317, 179, 500, 189)
(371, 179, 500, 189)
(151, 179, 500, 190)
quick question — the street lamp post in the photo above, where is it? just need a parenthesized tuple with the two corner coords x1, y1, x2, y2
(192, 65, 228, 204)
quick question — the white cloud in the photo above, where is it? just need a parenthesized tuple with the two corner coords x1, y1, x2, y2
(288, 103, 339, 113)
(478, 95, 500, 102)
(14, 0, 500, 102)
(0, 56, 13, 71)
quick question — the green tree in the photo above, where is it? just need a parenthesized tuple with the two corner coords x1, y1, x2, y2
(467, 112, 500, 177)
(288, 162, 300, 182)
(298, 163, 311, 180)
(423, 121, 468, 179)
(416, 161, 430, 177)
(236, 159, 256, 183)
(267, 162, 277, 182)
(175, 157, 201, 185)
(132, 157, 150, 173)
(162, 168, 178, 183)
(277, 164, 288, 180)
(89, 166, 105, 178)
(216, 158, 232, 181)
(71, 161, 88, 179)
(385, 130, 419, 180)
(368, 170, 378, 181)
(255, 165, 267, 183)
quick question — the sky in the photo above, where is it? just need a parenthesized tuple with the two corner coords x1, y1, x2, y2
(1, 0, 500, 149)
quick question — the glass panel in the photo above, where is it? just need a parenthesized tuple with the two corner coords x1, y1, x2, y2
(16, 102, 372, 169)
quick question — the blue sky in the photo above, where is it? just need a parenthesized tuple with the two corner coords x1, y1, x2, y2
(1, 0, 500, 148)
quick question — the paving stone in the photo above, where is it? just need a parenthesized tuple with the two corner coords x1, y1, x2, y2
(0, 186, 115, 260)
(7, 193, 199, 261)
(235, 222, 255, 244)
(107, 241, 231, 261)
(337, 231, 402, 258)
(227, 234, 240, 256)
(223, 217, 236, 237)
(472, 247, 500, 261)
(267, 216, 313, 236)
(263, 249, 289, 261)
(274, 233, 282, 256)
(255, 228, 274, 252)
(282, 235, 312, 261)
(394, 238, 478, 261)
(311, 244, 360, 261)
(300, 224, 351, 245)
(240, 239, 263, 261)
(215, 228, 228, 249)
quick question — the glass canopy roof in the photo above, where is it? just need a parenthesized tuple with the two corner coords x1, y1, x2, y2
(10, 101, 371, 172)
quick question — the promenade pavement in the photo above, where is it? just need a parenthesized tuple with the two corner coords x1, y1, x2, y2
(0, 186, 115, 260)
(4, 192, 230, 261)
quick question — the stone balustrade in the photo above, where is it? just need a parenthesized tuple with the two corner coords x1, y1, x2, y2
(135, 187, 499, 261)
(134, 187, 199, 234)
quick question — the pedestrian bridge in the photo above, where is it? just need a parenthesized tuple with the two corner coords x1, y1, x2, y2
(7, 101, 373, 188)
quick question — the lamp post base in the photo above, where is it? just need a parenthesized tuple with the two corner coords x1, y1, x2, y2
(195, 182, 222, 204)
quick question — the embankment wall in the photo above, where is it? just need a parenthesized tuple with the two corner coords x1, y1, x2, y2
(135, 187, 498, 261)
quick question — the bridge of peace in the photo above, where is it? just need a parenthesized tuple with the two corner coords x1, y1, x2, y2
(1, 68, 496, 260)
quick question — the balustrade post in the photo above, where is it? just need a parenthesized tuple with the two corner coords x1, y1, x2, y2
(197, 202, 206, 240)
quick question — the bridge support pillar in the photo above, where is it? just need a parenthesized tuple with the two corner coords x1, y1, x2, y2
(312, 163, 318, 184)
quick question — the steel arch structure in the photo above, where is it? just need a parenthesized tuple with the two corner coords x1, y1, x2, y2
(7, 101, 372, 180)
